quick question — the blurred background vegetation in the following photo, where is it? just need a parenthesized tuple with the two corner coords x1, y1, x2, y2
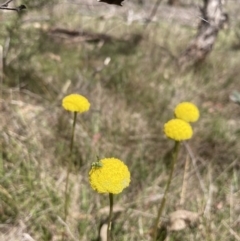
(0, 0, 240, 240)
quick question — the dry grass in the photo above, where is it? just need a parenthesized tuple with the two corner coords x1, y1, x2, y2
(1, 0, 240, 240)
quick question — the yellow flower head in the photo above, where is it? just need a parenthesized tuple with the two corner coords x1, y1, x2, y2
(89, 158, 131, 194)
(174, 102, 199, 123)
(62, 94, 90, 113)
(164, 119, 193, 141)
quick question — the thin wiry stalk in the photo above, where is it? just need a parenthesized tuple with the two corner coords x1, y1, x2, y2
(62, 111, 77, 240)
(152, 141, 180, 241)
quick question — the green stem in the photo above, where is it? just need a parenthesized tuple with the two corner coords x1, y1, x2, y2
(107, 193, 114, 241)
(152, 141, 180, 241)
(64, 112, 77, 223)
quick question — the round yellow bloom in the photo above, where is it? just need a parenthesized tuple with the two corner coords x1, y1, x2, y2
(62, 94, 90, 113)
(174, 102, 199, 122)
(89, 158, 131, 194)
(164, 119, 193, 141)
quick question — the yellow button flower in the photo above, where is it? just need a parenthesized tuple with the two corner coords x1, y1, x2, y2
(164, 119, 193, 141)
(89, 158, 131, 194)
(174, 102, 199, 122)
(62, 94, 90, 113)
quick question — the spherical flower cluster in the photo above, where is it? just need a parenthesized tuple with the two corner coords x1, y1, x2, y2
(174, 102, 199, 123)
(62, 94, 90, 113)
(89, 158, 131, 194)
(164, 119, 193, 141)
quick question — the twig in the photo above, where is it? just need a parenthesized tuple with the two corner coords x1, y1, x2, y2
(179, 154, 190, 207)
(57, 216, 78, 241)
(145, 0, 163, 28)
(0, 5, 26, 11)
(1, 0, 13, 7)
(229, 182, 233, 224)
(0, 0, 26, 12)
(222, 220, 240, 241)
(183, 142, 207, 196)
(203, 163, 213, 219)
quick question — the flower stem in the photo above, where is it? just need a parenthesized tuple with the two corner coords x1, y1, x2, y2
(64, 111, 77, 223)
(107, 193, 114, 241)
(152, 141, 180, 241)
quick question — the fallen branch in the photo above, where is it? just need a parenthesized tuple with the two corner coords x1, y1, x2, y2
(178, 0, 228, 69)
